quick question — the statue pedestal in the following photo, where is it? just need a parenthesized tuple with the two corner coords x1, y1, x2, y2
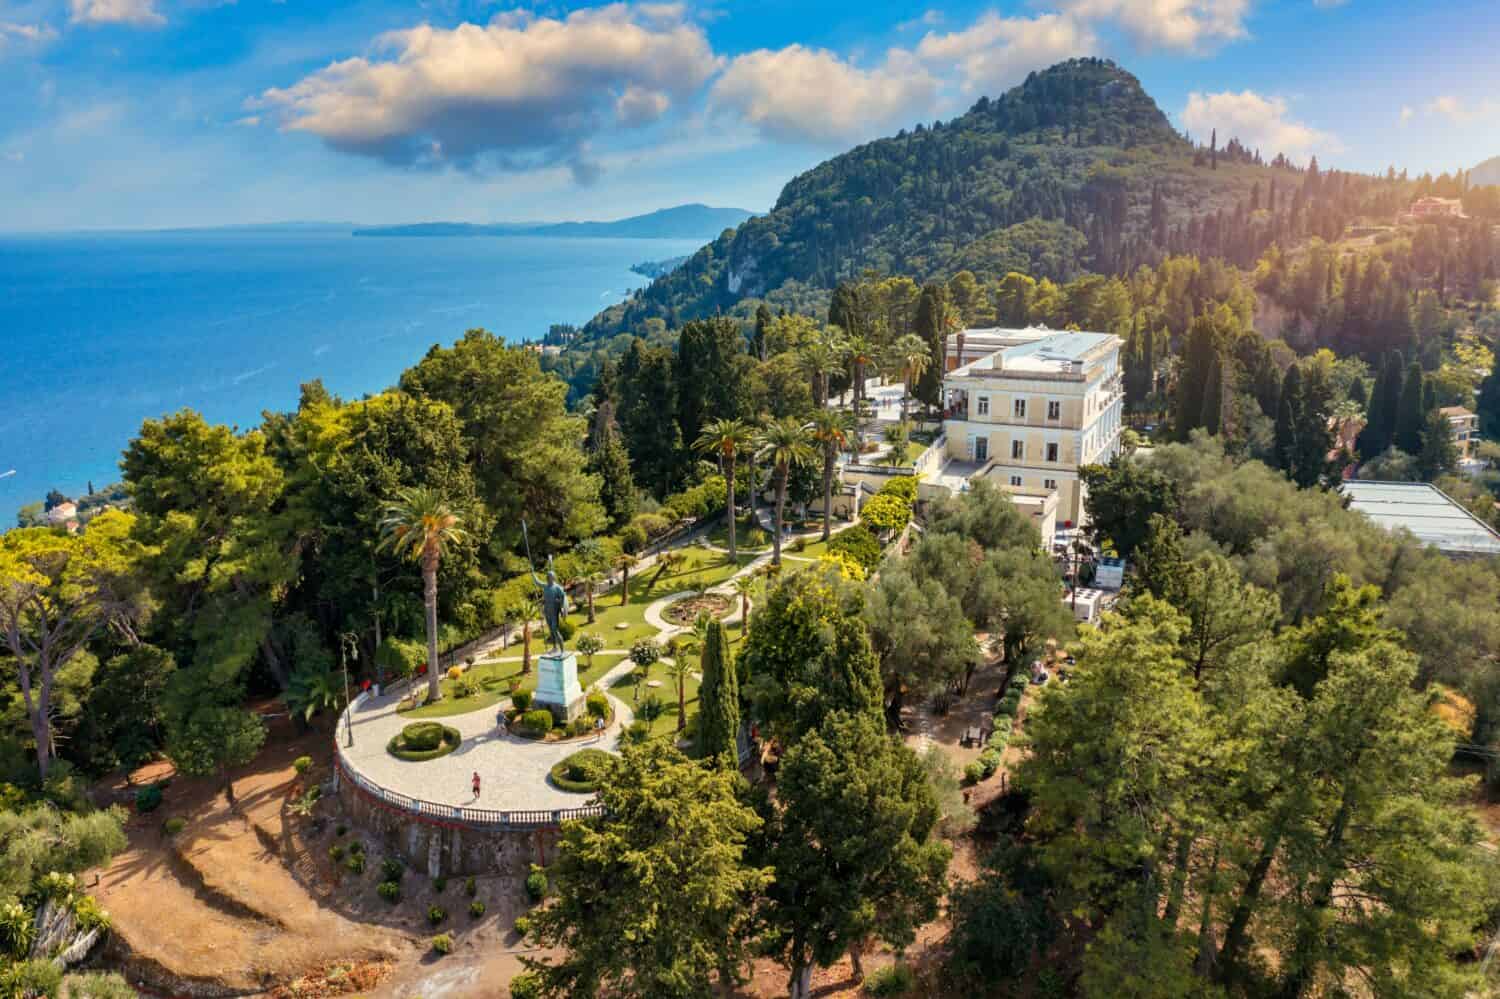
(534, 651, 585, 724)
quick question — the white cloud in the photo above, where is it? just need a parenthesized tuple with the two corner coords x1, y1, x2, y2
(68, 0, 165, 27)
(1181, 90, 1339, 161)
(1399, 106, 1414, 126)
(710, 45, 939, 144)
(0, 21, 57, 45)
(916, 12, 1097, 95)
(1063, 0, 1249, 51)
(255, 4, 720, 177)
(1425, 95, 1500, 123)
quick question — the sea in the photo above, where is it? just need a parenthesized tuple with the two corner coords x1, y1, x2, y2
(0, 227, 702, 519)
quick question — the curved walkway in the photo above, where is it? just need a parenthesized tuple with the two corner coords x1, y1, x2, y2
(340, 663, 636, 812)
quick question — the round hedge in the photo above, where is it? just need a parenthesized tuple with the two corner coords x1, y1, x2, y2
(387, 722, 462, 761)
(548, 748, 615, 793)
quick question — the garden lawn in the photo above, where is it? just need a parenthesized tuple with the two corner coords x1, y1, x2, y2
(612, 667, 702, 743)
(402, 654, 627, 719)
(566, 547, 755, 651)
(705, 515, 772, 553)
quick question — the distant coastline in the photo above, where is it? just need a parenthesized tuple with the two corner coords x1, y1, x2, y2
(353, 203, 753, 241)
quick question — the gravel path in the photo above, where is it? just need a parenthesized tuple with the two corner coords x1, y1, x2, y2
(341, 663, 637, 812)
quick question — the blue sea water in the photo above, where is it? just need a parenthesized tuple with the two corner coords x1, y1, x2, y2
(0, 228, 701, 519)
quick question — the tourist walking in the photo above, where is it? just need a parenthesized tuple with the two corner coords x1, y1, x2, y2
(471, 771, 481, 799)
(594, 715, 605, 743)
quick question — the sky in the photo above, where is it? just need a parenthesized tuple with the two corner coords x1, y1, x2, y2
(1, 0, 1497, 230)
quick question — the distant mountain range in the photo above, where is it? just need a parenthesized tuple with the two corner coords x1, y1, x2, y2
(1473, 157, 1500, 188)
(353, 204, 755, 240)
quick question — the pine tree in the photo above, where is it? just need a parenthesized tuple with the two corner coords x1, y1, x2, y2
(588, 425, 637, 532)
(1393, 360, 1427, 455)
(753, 304, 772, 361)
(694, 619, 740, 766)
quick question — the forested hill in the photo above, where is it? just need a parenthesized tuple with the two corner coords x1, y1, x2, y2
(1475, 157, 1500, 188)
(580, 58, 1402, 341)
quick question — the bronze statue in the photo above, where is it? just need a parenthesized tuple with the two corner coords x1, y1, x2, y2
(523, 521, 569, 655)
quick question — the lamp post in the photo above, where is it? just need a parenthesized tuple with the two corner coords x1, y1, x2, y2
(339, 632, 358, 747)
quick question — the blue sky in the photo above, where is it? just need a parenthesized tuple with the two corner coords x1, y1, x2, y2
(1, 0, 1497, 230)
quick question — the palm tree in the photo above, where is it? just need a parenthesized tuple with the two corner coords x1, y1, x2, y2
(572, 537, 607, 624)
(893, 333, 931, 423)
(809, 409, 855, 541)
(846, 335, 875, 413)
(756, 418, 816, 566)
(612, 552, 639, 607)
(731, 575, 755, 633)
(649, 549, 686, 591)
(664, 637, 695, 733)
(694, 418, 756, 562)
(378, 487, 466, 704)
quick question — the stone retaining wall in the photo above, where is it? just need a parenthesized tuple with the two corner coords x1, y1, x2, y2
(335, 765, 561, 879)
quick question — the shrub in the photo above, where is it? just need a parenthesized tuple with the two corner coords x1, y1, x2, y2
(994, 699, 1018, 719)
(469, 900, 486, 918)
(428, 905, 447, 925)
(163, 817, 186, 836)
(637, 694, 665, 726)
(878, 476, 919, 502)
(446, 666, 463, 681)
(567, 717, 591, 737)
(586, 692, 609, 719)
(624, 720, 650, 744)
(431, 932, 453, 955)
(827, 524, 883, 571)
(465, 876, 477, 897)
(525, 867, 548, 902)
(558, 617, 577, 642)
(513, 914, 532, 938)
(349, 840, 365, 855)
(1008, 674, 1029, 692)
(550, 748, 613, 793)
(292, 755, 313, 776)
(70, 894, 111, 933)
(863, 963, 916, 996)
(346, 853, 366, 875)
(380, 858, 404, 881)
(377, 880, 401, 903)
(402, 722, 446, 751)
(518, 709, 554, 738)
(963, 761, 986, 785)
(335, 823, 348, 837)
(453, 676, 477, 699)
(329, 843, 346, 861)
(509, 971, 543, 999)
(434, 876, 447, 893)
(134, 784, 163, 813)
(387, 723, 460, 761)
(511, 690, 533, 712)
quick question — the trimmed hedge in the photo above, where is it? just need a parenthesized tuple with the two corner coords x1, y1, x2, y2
(511, 690, 533, 712)
(586, 692, 610, 719)
(516, 709, 555, 739)
(827, 524, 883, 572)
(387, 723, 462, 761)
(549, 748, 615, 793)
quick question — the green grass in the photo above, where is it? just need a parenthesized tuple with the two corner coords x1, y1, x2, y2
(614, 667, 702, 742)
(565, 548, 755, 651)
(705, 515, 772, 553)
(402, 654, 627, 719)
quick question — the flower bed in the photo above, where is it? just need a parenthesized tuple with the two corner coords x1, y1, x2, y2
(386, 722, 462, 762)
(662, 592, 731, 626)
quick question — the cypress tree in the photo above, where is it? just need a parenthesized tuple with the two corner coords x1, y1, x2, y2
(694, 619, 740, 766)
(1393, 360, 1426, 455)
(1274, 363, 1303, 473)
(913, 284, 948, 410)
(1348, 376, 1368, 409)
(1173, 314, 1217, 440)
(1200, 354, 1223, 436)
(1477, 353, 1500, 440)
(753, 304, 772, 361)
(1357, 351, 1403, 459)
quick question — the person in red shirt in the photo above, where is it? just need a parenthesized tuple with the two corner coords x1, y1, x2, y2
(471, 772, 481, 799)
